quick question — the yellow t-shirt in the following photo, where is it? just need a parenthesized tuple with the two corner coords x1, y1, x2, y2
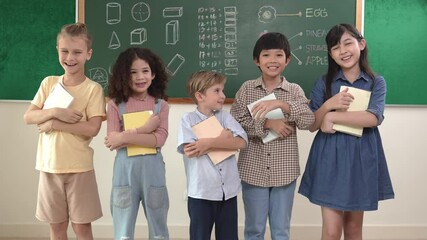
(31, 76, 106, 173)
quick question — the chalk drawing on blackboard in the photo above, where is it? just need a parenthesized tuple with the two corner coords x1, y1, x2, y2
(289, 32, 304, 65)
(89, 68, 109, 90)
(224, 50, 237, 58)
(132, 2, 150, 22)
(106, 2, 121, 25)
(224, 7, 237, 26)
(225, 42, 237, 49)
(109, 31, 121, 49)
(225, 68, 238, 76)
(258, 6, 302, 23)
(166, 54, 185, 76)
(291, 46, 303, 65)
(166, 20, 179, 45)
(225, 59, 238, 68)
(163, 7, 183, 18)
(131, 28, 147, 45)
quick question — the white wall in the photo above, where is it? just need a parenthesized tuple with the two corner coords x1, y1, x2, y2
(1, 101, 426, 239)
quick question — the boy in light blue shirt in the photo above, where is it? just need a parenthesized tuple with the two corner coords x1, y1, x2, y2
(177, 71, 248, 240)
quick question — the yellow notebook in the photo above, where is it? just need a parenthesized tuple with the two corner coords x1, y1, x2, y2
(123, 111, 157, 156)
(191, 116, 236, 165)
(332, 86, 371, 137)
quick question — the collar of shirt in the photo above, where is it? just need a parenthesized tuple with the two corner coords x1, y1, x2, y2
(193, 108, 215, 121)
(129, 94, 153, 102)
(254, 76, 292, 92)
(333, 70, 371, 84)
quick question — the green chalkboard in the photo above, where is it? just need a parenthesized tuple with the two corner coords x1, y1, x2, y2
(365, 0, 427, 105)
(0, 0, 75, 100)
(84, 0, 359, 101)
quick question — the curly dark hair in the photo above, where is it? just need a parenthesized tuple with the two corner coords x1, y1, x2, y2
(108, 48, 169, 104)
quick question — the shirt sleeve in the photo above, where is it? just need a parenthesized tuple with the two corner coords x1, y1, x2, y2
(309, 76, 327, 112)
(85, 83, 106, 120)
(367, 76, 386, 125)
(230, 84, 267, 139)
(222, 111, 248, 143)
(177, 113, 197, 154)
(31, 76, 55, 108)
(106, 99, 121, 133)
(286, 83, 315, 130)
(152, 100, 169, 147)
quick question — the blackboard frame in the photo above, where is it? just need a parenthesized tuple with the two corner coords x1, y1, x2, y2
(78, 0, 362, 104)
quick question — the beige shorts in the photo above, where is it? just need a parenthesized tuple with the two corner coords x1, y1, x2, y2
(36, 170, 103, 224)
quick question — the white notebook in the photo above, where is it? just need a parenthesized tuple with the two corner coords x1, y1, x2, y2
(43, 82, 74, 109)
(247, 93, 285, 143)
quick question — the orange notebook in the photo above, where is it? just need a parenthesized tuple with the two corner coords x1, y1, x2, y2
(191, 116, 236, 164)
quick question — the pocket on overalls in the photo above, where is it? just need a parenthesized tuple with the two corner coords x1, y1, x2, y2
(147, 186, 167, 209)
(112, 186, 132, 209)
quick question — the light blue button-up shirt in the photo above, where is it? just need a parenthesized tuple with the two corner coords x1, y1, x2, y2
(177, 109, 248, 201)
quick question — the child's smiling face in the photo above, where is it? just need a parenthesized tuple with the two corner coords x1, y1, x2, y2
(255, 48, 290, 80)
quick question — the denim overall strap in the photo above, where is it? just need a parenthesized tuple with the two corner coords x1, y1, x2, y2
(118, 101, 126, 130)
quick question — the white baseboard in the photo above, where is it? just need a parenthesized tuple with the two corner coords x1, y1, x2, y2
(1, 224, 426, 239)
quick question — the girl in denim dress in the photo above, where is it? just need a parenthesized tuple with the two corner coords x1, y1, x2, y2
(298, 24, 394, 240)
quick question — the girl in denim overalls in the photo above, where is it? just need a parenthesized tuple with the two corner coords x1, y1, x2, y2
(105, 47, 170, 240)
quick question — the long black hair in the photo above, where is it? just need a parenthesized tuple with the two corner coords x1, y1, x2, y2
(324, 24, 375, 99)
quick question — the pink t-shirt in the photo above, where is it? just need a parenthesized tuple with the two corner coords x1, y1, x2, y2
(107, 95, 169, 147)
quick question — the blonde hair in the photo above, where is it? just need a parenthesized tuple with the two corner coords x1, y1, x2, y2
(186, 71, 226, 103)
(57, 22, 93, 49)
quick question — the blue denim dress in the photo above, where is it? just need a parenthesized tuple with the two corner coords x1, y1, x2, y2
(298, 72, 394, 211)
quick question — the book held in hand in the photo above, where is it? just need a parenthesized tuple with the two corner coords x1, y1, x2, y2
(191, 115, 236, 165)
(123, 111, 157, 157)
(43, 83, 74, 109)
(332, 86, 372, 137)
(247, 93, 285, 143)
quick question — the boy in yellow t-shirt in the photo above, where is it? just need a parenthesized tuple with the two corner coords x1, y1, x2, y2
(23, 23, 105, 240)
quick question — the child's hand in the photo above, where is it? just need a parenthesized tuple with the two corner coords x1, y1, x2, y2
(265, 118, 294, 138)
(217, 129, 233, 141)
(54, 108, 83, 123)
(37, 119, 54, 133)
(320, 112, 336, 134)
(104, 131, 126, 150)
(326, 87, 354, 111)
(251, 100, 282, 120)
(143, 114, 160, 133)
(184, 139, 211, 158)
